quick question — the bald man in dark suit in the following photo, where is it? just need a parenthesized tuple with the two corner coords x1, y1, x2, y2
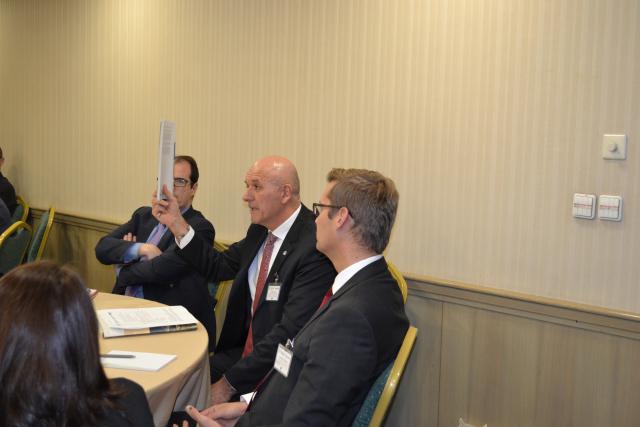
(154, 156, 336, 404)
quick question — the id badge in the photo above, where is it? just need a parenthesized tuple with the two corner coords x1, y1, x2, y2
(266, 284, 281, 301)
(274, 343, 293, 377)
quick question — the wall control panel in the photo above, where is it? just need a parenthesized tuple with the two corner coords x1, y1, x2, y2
(598, 195, 622, 221)
(572, 193, 596, 219)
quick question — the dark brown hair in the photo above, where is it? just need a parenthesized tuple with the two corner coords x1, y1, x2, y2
(175, 155, 199, 185)
(0, 261, 121, 426)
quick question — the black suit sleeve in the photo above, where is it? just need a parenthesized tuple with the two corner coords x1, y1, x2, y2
(225, 248, 336, 392)
(115, 216, 215, 290)
(176, 229, 245, 282)
(0, 175, 17, 215)
(94, 207, 146, 265)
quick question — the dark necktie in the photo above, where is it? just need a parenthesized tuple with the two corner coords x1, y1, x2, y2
(319, 287, 333, 308)
(242, 232, 278, 357)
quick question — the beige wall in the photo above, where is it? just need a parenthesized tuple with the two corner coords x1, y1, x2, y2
(1, 0, 639, 314)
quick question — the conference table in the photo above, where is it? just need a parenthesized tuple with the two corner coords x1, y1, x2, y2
(94, 292, 211, 427)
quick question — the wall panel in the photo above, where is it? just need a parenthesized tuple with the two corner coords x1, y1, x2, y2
(2, 0, 640, 313)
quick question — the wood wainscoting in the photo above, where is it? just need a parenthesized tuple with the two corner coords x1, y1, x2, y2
(32, 208, 640, 427)
(387, 278, 640, 427)
(31, 208, 119, 292)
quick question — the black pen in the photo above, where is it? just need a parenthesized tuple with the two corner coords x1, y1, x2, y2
(100, 353, 136, 359)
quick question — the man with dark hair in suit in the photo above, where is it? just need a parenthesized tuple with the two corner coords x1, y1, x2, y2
(180, 168, 409, 427)
(153, 155, 336, 404)
(95, 155, 217, 351)
(0, 147, 17, 215)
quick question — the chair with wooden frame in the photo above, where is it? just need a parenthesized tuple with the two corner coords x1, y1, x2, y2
(351, 261, 413, 426)
(25, 206, 55, 263)
(387, 260, 407, 303)
(11, 195, 29, 223)
(351, 326, 418, 427)
(210, 240, 233, 347)
(0, 221, 33, 275)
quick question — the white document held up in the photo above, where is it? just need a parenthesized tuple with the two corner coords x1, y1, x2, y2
(97, 306, 198, 338)
(157, 120, 176, 200)
(101, 350, 176, 372)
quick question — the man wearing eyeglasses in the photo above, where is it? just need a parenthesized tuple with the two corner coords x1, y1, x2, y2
(178, 168, 409, 427)
(153, 155, 336, 406)
(95, 155, 217, 351)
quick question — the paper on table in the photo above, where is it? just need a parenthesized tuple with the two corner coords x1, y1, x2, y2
(100, 350, 176, 372)
(98, 306, 197, 329)
(97, 306, 199, 338)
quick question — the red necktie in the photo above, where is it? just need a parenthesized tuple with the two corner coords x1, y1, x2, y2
(242, 233, 278, 357)
(319, 287, 333, 308)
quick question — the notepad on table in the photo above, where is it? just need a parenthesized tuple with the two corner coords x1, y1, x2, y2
(97, 305, 198, 338)
(100, 350, 176, 372)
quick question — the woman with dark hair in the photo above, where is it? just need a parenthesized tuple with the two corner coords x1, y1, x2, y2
(0, 261, 154, 427)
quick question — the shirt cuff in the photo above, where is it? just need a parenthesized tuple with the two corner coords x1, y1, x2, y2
(176, 226, 194, 249)
(123, 243, 142, 263)
(240, 392, 255, 404)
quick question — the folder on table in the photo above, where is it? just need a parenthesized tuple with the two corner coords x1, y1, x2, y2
(97, 305, 198, 338)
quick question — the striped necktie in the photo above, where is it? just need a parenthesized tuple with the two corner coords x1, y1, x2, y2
(124, 223, 167, 298)
(242, 232, 278, 357)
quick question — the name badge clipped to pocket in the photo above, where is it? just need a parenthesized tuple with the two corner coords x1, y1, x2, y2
(266, 283, 281, 301)
(274, 340, 294, 377)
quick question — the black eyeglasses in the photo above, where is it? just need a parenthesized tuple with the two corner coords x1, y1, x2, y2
(173, 178, 191, 187)
(312, 203, 355, 220)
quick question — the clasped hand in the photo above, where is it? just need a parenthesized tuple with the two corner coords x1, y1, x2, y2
(173, 402, 248, 427)
(122, 233, 162, 260)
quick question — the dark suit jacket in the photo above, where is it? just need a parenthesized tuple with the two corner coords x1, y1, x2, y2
(0, 198, 10, 234)
(0, 172, 17, 215)
(177, 205, 336, 392)
(238, 257, 409, 427)
(95, 206, 217, 351)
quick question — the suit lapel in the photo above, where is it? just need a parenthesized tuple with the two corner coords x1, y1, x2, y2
(253, 207, 306, 311)
(137, 209, 158, 241)
(267, 238, 292, 281)
(253, 239, 293, 310)
(156, 226, 173, 249)
(239, 227, 268, 300)
(296, 258, 387, 336)
(245, 228, 268, 268)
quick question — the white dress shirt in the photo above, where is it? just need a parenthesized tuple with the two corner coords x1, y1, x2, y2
(330, 254, 383, 295)
(246, 205, 301, 305)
